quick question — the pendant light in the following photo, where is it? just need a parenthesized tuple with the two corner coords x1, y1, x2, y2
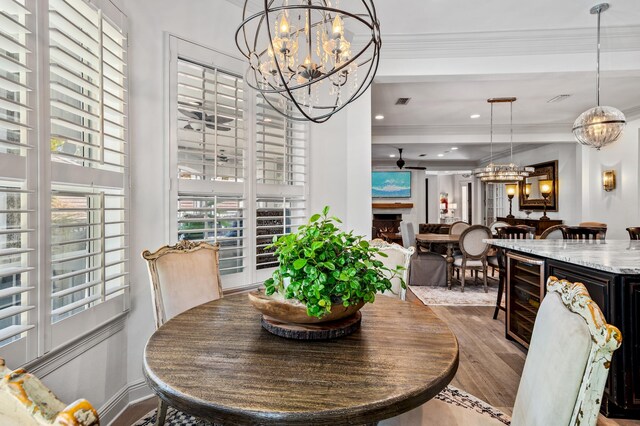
(235, 0, 381, 123)
(572, 3, 626, 150)
(474, 98, 534, 182)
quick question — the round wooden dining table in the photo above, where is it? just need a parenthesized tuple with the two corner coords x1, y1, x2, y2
(143, 294, 459, 425)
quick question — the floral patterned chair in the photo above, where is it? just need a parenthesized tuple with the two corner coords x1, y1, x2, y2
(0, 359, 98, 425)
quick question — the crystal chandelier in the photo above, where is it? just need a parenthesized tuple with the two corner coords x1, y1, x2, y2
(572, 3, 626, 150)
(474, 98, 534, 182)
(235, 0, 381, 123)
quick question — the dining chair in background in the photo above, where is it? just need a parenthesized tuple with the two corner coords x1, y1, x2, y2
(540, 224, 565, 239)
(562, 227, 603, 241)
(627, 227, 640, 240)
(142, 240, 223, 426)
(0, 358, 99, 425)
(578, 222, 607, 239)
(370, 239, 414, 300)
(399, 222, 447, 287)
(488, 220, 509, 236)
(380, 277, 622, 426)
(449, 221, 470, 235)
(453, 225, 492, 292)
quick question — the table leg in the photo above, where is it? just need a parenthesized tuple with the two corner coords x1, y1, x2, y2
(446, 243, 454, 290)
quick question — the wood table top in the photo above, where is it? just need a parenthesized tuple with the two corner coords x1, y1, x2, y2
(416, 233, 460, 243)
(143, 294, 459, 425)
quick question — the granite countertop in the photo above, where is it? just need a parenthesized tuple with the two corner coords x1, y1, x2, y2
(484, 239, 640, 274)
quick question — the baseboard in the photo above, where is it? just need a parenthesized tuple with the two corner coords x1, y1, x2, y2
(101, 378, 153, 425)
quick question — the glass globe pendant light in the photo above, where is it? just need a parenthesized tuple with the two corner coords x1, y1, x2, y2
(572, 3, 626, 150)
(235, 0, 381, 123)
(474, 98, 534, 182)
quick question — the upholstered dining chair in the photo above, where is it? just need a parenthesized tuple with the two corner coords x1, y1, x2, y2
(142, 240, 223, 426)
(380, 277, 622, 426)
(540, 224, 565, 239)
(399, 222, 447, 287)
(0, 358, 99, 425)
(449, 221, 470, 235)
(453, 225, 491, 292)
(488, 220, 509, 236)
(626, 227, 640, 240)
(370, 239, 414, 300)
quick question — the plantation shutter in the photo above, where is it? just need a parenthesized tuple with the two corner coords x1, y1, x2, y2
(256, 197, 306, 269)
(177, 194, 246, 275)
(0, 0, 37, 365)
(255, 95, 308, 272)
(48, 0, 128, 344)
(171, 44, 248, 288)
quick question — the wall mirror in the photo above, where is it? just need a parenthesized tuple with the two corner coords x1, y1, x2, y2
(518, 160, 558, 212)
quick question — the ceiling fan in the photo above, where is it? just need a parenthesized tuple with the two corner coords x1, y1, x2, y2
(395, 148, 426, 170)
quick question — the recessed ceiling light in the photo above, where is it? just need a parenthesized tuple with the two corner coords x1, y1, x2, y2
(470, 114, 481, 119)
(451, 147, 459, 150)
(389, 154, 396, 158)
(264, 118, 272, 123)
(437, 153, 444, 157)
(375, 114, 384, 120)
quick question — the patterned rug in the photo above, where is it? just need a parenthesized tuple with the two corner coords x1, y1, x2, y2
(133, 386, 510, 425)
(409, 276, 500, 307)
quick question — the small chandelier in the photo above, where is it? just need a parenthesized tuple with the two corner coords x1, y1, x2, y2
(474, 98, 534, 183)
(572, 3, 626, 150)
(235, 0, 381, 123)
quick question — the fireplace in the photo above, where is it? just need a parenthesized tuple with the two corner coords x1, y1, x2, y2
(372, 213, 402, 239)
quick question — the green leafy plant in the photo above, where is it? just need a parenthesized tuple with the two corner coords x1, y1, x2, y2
(264, 206, 405, 318)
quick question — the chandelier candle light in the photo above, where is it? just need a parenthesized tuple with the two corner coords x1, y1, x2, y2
(236, 0, 381, 123)
(572, 3, 626, 150)
(474, 98, 534, 182)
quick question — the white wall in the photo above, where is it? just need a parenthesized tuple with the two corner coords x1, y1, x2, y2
(580, 118, 640, 239)
(488, 143, 580, 224)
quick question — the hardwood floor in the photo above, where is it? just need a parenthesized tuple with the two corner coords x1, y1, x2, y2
(111, 291, 640, 425)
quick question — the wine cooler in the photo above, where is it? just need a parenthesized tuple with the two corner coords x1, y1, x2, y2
(506, 252, 545, 348)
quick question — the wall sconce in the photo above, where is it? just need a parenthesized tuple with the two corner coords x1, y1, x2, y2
(539, 180, 553, 221)
(505, 183, 517, 219)
(603, 170, 616, 192)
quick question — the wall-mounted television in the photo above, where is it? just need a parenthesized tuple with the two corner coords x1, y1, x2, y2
(372, 171, 412, 198)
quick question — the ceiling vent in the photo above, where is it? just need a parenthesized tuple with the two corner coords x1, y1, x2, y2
(418, 153, 427, 157)
(395, 97, 411, 105)
(547, 94, 572, 103)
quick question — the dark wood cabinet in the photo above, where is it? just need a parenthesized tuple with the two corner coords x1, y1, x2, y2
(497, 217, 563, 236)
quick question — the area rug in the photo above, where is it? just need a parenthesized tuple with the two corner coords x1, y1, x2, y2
(133, 386, 510, 425)
(409, 280, 499, 306)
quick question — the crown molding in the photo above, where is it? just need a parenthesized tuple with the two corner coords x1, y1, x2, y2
(477, 143, 556, 165)
(372, 122, 572, 137)
(355, 25, 640, 59)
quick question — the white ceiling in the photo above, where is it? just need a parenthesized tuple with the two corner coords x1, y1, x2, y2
(371, 71, 640, 128)
(366, 0, 640, 35)
(371, 142, 551, 164)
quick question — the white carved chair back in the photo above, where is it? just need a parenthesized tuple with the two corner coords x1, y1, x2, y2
(370, 239, 414, 300)
(142, 241, 223, 329)
(399, 221, 416, 249)
(511, 277, 622, 426)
